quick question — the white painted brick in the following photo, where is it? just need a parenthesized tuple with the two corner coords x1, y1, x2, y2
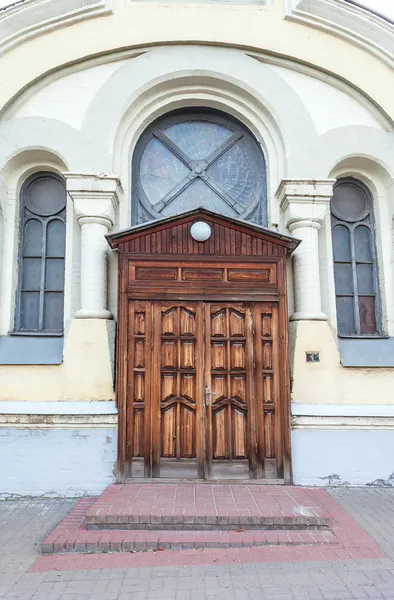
(292, 429, 394, 486)
(0, 428, 117, 496)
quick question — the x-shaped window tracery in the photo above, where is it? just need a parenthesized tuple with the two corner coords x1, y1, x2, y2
(134, 114, 266, 224)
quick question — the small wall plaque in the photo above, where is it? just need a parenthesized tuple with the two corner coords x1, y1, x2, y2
(306, 352, 320, 363)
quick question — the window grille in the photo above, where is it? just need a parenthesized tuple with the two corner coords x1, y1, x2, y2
(15, 172, 66, 334)
(331, 177, 381, 336)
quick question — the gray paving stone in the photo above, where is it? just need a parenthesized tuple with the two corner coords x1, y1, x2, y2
(2, 489, 394, 599)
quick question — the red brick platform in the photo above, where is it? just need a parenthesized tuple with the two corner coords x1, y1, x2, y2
(33, 484, 386, 572)
(85, 484, 330, 530)
(42, 498, 337, 554)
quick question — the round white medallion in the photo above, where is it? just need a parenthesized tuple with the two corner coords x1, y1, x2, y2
(190, 221, 212, 242)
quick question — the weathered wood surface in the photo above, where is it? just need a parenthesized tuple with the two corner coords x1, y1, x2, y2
(113, 210, 294, 482)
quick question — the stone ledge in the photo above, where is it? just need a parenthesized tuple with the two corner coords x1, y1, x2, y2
(0, 414, 117, 428)
(0, 400, 117, 414)
(0, 400, 118, 427)
(292, 403, 394, 417)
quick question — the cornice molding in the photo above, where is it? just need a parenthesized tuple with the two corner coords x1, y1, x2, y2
(64, 172, 122, 229)
(0, 0, 112, 57)
(285, 0, 394, 69)
(277, 179, 335, 230)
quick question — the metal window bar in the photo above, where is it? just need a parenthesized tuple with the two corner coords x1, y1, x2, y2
(331, 197, 381, 337)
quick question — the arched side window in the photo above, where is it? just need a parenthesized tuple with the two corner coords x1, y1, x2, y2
(132, 109, 267, 225)
(15, 173, 66, 334)
(331, 178, 381, 336)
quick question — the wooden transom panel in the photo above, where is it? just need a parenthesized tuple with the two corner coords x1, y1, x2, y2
(126, 262, 278, 299)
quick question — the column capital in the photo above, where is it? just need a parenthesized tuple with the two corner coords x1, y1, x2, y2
(277, 179, 335, 231)
(64, 172, 122, 229)
(276, 180, 334, 322)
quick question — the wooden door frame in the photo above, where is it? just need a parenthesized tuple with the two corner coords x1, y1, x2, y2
(116, 270, 292, 484)
(107, 209, 299, 485)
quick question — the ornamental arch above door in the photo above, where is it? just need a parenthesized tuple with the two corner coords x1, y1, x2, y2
(107, 208, 299, 484)
(132, 109, 267, 225)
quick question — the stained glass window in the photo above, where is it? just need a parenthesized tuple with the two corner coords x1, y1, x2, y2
(331, 178, 380, 336)
(132, 111, 266, 224)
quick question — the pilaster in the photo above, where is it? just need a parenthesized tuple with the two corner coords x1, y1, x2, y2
(277, 179, 335, 321)
(64, 173, 121, 319)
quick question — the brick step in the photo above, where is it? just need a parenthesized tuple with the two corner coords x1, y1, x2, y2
(86, 517, 330, 531)
(85, 484, 331, 531)
(42, 528, 339, 555)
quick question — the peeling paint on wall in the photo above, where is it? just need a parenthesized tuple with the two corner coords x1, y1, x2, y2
(319, 474, 350, 486)
(367, 473, 394, 487)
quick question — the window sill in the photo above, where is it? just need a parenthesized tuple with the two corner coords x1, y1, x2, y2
(338, 334, 389, 340)
(338, 337, 394, 368)
(0, 335, 64, 365)
(9, 331, 63, 337)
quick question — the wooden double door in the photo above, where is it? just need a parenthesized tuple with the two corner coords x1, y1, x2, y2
(127, 299, 281, 480)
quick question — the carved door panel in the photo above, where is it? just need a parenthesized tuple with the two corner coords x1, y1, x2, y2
(151, 302, 204, 478)
(253, 302, 281, 478)
(127, 300, 281, 479)
(204, 303, 256, 479)
(126, 300, 153, 478)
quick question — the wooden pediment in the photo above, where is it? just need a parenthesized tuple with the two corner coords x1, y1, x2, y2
(107, 208, 299, 257)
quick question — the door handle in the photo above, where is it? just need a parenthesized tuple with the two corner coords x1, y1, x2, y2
(205, 386, 216, 407)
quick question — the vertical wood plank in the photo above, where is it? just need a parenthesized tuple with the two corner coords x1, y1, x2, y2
(253, 303, 265, 478)
(230, 229, 236, 255)
(125, 300, 135, 478)
(204, 303, 213, 480)
(196, 302, 205, 479)
(144, 301, 153, 477)
(214, 224, 220, 255)
(272, 303, 283, 475)
(116, 256, 128, 481)
(235, 230, 241, 255)
(278, 258, 292, 484)
(151, 302, 161, 477)
(182, 223, 188, 255)
(246, 305, 257, 478)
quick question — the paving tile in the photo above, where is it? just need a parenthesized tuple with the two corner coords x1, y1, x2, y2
(42, 504, 339, 554)
(2, 488, 394, 600)
(84, 484, 330, 529)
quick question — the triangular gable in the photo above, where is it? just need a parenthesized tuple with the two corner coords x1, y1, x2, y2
(106, 208, 299, 256)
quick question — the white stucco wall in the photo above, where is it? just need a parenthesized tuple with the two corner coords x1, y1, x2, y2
(292, 429, 394, 486)
(1, 43, 393, 404)
(0, 0, 394, 489)
(0, 427, 117, 496)
(0, 401, 117, 496)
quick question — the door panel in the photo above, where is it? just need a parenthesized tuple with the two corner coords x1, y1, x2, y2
(126, 299, 281, 479)
(152, 302, 203, 477)
(253, 302, 281, 477)
(204, 303, 254, 478)
(126, 301, 152, 477)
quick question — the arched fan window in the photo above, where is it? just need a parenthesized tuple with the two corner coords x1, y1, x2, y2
(132, 110, 267, 225)
(15, 172, 66, 333)
(331, 178, 381, 336)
